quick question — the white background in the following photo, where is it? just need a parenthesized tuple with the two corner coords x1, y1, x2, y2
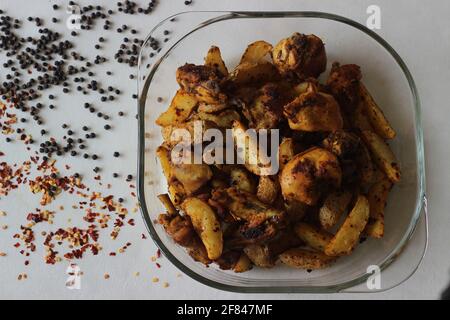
(0, 0, 448, 300)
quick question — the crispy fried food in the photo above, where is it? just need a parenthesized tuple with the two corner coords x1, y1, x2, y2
(279, 248, 336, 269)
(325, 195, 370, 256)
(283, 82, 343, 132)
(280, 147, 341, 206)
(182, 197, 223, 260)
(272, 33, 326, 79)
(361, 130, 401, 183)
(256, 176, 280, 205)
(205, 45, 228, 77)
(240, 40, 273, 64)
(156, 36, 400, 272)
(318, 191, 352, 230)
(155, 90, 198, 127)
(360, 83, 396, 139)
(176, 63, 227, 104)
(158, 213, 211, 265)
(243, 83, 287, 130)
(294, 223, 333, 252)
(365, 176, 393, 238)
(326, 63, 362, 113)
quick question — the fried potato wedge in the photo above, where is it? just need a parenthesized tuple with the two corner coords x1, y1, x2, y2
(157, 193, 177, 215)
(365, 176, 393, 238)
(257, 176, 280, 205)
(172, 163, 213, 195)
(195, 109, 241, 128)
(240, 40, 273, 64)
(232, 120, 272, 176)
(279, 248, 336, 270)
(233, 253, 253, 272)
(353, 100, 373, 132)
(229, 61, 279, 86)
(230, 166, 257, 194)
(182, 197, 223, 260)
(325, 195, 370, 256)
(204, 46, 228, 77)
(361, 130, 401, 183)
(278, 137, 296, 170)
(156, 145, 186, 206)
(155, 90, 198, 127)
(319, 191, 352, 230)
(294, 223, 333, 252)
(360, 83, 396, 139)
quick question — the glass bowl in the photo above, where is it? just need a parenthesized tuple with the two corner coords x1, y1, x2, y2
(137, 11, 427, 293)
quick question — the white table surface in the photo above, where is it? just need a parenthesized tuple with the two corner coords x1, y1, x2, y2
(0, 0, 448, 300)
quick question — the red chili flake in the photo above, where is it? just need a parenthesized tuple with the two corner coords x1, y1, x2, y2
(156, 263, 161, 269)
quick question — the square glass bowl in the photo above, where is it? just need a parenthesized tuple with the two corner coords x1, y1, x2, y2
(137, 11, 427, 293)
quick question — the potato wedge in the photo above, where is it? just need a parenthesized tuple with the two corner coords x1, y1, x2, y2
(361, 130, 401, 183)
(182, 198, 223, 260)
(325, 195, 370, 256)
(229, 61, 279, 86)
(279, 248, 336, 270)
(278, 137, 295, 170)
(256, 176, 280, 205)
(318, 191, 352, 230)
(240, 40, 273, 64)
(155, 90, 197, 127)
(232, 120, 272, 176)
(360, 83, 396, 139)
(294, 223, 333, 252)
(205, 46, 228, 77)
(365, 176, 393, 238)
(244, 244, 274, 268)
(172, 163, 212, 195)
(353, 100, 373, 132)
(230, 167, 256, 194)
(157, 193, 177, 215)
(195, 109, 241, 128)
(233, 253, 253, 273)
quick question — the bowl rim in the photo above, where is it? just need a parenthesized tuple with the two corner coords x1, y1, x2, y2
(136, 10, 427, 293)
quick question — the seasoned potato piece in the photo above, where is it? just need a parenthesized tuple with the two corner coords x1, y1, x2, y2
(230, 167, 256, 194)
(272, 33, 326, 79)
(278, 137, 296, 170)
(353, 101, 373, 132)
(360, 83, 396, 139)
(240, 40, 273, 64)
(326, 63, 362, 113)
(232, 120, 272, 176)
(197, 102, 229, 113)
(228, 61, 279, 86)
(318, 191, 352, 230)
(284, 82, 343, 132)
(156, 90, 198, 127)
(194, 109, 241, 128)
(325, 195, 370, 256)
(279, 248, 336, 269)
(280, 147, 341, 206)
(156, 146, 186, 205)
(233, 253, 253, 273)
(157, 193, 177, 215)
(243, 230, 301, 267)
(294, 223, 333, 252)
(243, 83, 286, 130)
(176, 63, 227, 104)
(244, 244, 274, 268)
(257, 176, 280, 205)
(361, 130, 401, 183)
(182, 198, 223, 260)
(212, 187, 284, 224)
(172, 163, 212, 195)
(365, 176, 393, 238)
(161, 120, 214, 147)
(204, 46, 228, 77)
(158, 213, 211, 265)
(284, 199, 308, 222)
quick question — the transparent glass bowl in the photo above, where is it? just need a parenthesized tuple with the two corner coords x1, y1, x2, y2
(137, 11, 427, 293)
